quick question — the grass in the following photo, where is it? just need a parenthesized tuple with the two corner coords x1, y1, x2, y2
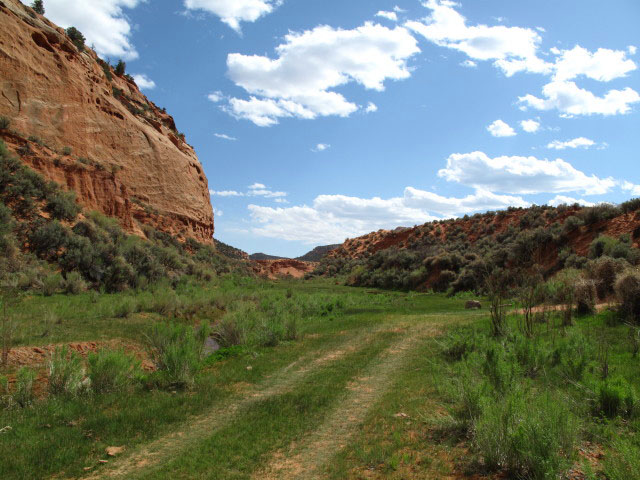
(0, 277, 638, 479)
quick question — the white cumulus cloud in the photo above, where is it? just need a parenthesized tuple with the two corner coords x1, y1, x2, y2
(312, 143, 330, 152)
(406, 0, 550, 77)
(548, 196, 595, 207)
(214, 133, 237, 141)
(487, 119, 517, 137)
(248, 183, 287, 198)
(207, 91, 225, 103)
(248, 187, 527, 244)
(621, 181, 640, 196)
(132, 74, 155, 90)
(225, 22, 420, 126)
(547, 137, 595, 150)
(518, 81, 640, 116)
(552, 45, 637, 82)
(438, 151, 615, 195)
(45, 0, 144, 60)
(376, 10, 398, 22)
(460, 59, 477, 68)
(210, 190, 244, 197)
(365, 102, 378, 113)
(407, 2, 639, 118)
(211, 183, 287, 198)
(520, 119, 540, 133)
(183, 0, 282, 32)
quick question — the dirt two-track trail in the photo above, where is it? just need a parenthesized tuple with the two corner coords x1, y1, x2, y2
(80, 321, 439, 480)
(254, 325, 440, 480)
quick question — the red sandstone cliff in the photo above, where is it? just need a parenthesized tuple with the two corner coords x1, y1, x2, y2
(0, 0, 214, 243)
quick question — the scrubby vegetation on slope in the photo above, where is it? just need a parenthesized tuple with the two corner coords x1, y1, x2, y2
(313, 203, 640, 298)
(0, 140, 244, 295)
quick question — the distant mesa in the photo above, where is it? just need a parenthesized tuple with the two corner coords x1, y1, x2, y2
(249, 244, 341, 263)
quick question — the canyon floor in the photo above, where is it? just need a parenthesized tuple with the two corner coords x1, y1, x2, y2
(0, 279, 636, 479)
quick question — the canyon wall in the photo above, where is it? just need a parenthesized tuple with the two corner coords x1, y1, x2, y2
(0, 0, 214, 243)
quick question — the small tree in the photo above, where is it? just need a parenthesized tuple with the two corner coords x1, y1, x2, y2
(485, 268, 510, 337)
(66, 27, 85, 51)
(555, 270, 581, 327)
(517, 269, 543, 337)
(115, 59, 126, 76)
(615, 269, 640, 323)
(574, 277, 597, 315)
(1, 286, 21, 367)
(31, 0, 44, 14)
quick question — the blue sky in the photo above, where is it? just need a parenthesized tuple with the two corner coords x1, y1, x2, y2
(43, 0, 640, 257)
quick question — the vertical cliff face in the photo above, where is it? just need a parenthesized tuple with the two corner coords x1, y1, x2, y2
(0, 0, 214, 243)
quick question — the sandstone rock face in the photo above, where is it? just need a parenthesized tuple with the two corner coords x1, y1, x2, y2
(252, 259, 317, 279)
(0, 0, 214, 243)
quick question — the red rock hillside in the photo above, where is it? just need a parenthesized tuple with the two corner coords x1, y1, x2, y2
(0, 0, 214, 243)
(329, 206, 640, 267)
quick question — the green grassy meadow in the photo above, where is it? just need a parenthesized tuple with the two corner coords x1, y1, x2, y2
(0, 277, 638, 480)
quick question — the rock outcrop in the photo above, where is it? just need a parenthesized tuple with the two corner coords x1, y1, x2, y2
(252, 259, 316, 279)
(0, 0, 214, 243)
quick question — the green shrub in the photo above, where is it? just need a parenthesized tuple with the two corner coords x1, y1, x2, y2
(42, 273, 63, 296)
(563, 215, 584, 234)
(587, 256, 627, 300)
(115, 60, 126, 76)
(573, 277, 597, 315)
(590, 235, 640, 264)
(482, 343, 516, 393)
(552, 330, 593, 381)
(450, 367, 488, 427)
(14, 367, 37, 407)
(88, 349, 140, 394)
(31, 0, 44, 14)
(615, 269, 640, 322)
(149, 288, 181, 316)
(283, 313, 299, 341)
(604, 438, 640, 480)
(0, 116, 9, 130)
(65, 27, 85, 51)
(597, 377, 637, 418)
(146, 322, 209, 389)
(29, 220, 70, 260)
(114, 297, 136, 318)
(48, 346, 85, 397)
(63, 271, 86, 294)
(620, 198, 640, 214)
(214, 315, 246, 347)
(0, 375, 12, 409)
(104, 256, 135, 292)
(62, 146, 72, 156)
(45, 190, 79, 221)
(442, 330, 477, 361)
(473, 391, 578, 479)
(512, 334, 549, 378)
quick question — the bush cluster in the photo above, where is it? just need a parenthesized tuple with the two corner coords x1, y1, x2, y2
(65, 27, 85, 51)
(443, 330, 586, 479)
(315, 201, 640, 301)
(0, 140, 245, 293)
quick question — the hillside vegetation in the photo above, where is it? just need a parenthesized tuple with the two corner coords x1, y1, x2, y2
(0, 139, 246, 295)
(313, 202, 640, 297)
